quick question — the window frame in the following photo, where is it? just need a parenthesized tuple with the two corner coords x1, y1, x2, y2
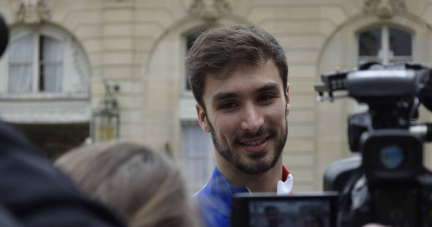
(38, 36, 63, 92)
(4, 25, 66, 94)
(357, 25, 413, 64)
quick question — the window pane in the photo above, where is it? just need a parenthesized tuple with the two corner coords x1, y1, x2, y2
(41, 36, 62, 92)
(359, 27, 381, 56)
(42, 64, 62, 92)
(9, 65, 32, 92)
(182, 124, 211, 194)
(9, 35, 33, 63)
(389, 28, 412, 56)
(183, 124, 209, 155)
(9, 36, 33, 92)
(41, 36, 62, 62)
(186, 31, 203, 51)
(185, 31, 205, 90)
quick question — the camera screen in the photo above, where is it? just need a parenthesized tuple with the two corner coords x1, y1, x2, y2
(248, 200, 331, 227)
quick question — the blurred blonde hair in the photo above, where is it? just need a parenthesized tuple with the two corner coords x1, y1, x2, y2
(55, 141, 200, 227)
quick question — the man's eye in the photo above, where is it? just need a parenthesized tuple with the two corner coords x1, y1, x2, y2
(220, 102, 238, 109)
(258, 95, 274, 102)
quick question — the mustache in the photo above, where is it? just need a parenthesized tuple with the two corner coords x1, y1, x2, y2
(234, 127, 277, 143)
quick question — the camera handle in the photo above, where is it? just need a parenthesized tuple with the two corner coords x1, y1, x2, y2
(338, 167, 368, 227)
(410, 124, 432, 142)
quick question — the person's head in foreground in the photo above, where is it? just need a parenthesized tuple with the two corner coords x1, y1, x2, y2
(55, 141, 199, 227)
(264, 205, 281, 227)
(186, 24, 290, 177)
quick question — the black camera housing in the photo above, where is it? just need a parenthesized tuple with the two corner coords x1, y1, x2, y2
(231, 192, 339, 227)
(315, 62, 432, 226)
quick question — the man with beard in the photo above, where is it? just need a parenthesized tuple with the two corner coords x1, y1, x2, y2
(186, 25, 293, 227)
(264, 206, 283, 227)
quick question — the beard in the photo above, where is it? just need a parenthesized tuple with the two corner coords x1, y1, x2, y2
(207, 117, 288, 175)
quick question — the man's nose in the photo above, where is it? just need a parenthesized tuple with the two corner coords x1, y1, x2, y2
(240, 103, 264, 133)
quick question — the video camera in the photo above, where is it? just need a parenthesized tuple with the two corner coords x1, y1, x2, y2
(231, 62, 432, 227)
(316, 61, 432, 227)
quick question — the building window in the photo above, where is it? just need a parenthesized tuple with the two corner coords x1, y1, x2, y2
(39, 36, 63, 92)
(181, 29, 214, 194)
(182, 124, 214, 194)
(358, 26, 412, 64)
(8, 36, 33, 93)
(9, 34, 62, 93)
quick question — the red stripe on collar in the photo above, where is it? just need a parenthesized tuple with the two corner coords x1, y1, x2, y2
(282, 165, 290, 182)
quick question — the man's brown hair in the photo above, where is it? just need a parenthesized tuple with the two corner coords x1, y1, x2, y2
(185, 25, 288, 110)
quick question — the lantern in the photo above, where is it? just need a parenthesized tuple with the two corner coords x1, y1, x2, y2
(91, 81, 120, 143)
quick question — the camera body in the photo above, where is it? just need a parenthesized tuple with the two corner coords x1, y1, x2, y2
(231, 192, 339, 227)
(316, 62, 432, 226)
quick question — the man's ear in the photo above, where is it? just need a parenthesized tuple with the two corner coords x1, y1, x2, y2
(196, 103, 211, 133)
(286, 83, 290, 116)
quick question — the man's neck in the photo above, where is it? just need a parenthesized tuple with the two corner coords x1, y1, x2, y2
(215, 151, 283, 193)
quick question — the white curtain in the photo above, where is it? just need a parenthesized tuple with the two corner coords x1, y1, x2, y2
(41, 36, 62, 92)
(9, 35, 33, 93)
(182, 125, 211, 194)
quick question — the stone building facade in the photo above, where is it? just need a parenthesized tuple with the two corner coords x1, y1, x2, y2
(0, 0, 432, 193)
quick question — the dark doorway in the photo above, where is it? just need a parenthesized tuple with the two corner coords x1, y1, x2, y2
(11, 123, 90, 159)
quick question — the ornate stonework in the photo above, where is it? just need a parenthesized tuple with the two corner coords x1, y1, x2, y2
(189, 0, 231, 21)
(364, 0, 406, 19)
(0, 99, 90, 124)
(71, 40, 90, 93)
(16, 0, 50, 25)
(102, 0, 132, 7)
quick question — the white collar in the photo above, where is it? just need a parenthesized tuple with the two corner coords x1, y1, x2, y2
(244, 173, 294, 194)
(277, 173, 293, 195)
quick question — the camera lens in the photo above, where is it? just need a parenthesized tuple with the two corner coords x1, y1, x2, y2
(380, 145, 404, 169)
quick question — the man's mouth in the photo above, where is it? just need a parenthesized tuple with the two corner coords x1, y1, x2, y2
(240, 138, 267, 146)
(238, 136, 270, 153)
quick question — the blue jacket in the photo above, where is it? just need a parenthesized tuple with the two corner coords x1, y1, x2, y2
(193, 166, 291, 227)
(193, 167, 249, 227)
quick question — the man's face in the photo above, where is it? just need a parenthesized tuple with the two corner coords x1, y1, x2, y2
(196, 60, 290, 174)
(303, 217, 320, 227)
(265, 208, 281, 227)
